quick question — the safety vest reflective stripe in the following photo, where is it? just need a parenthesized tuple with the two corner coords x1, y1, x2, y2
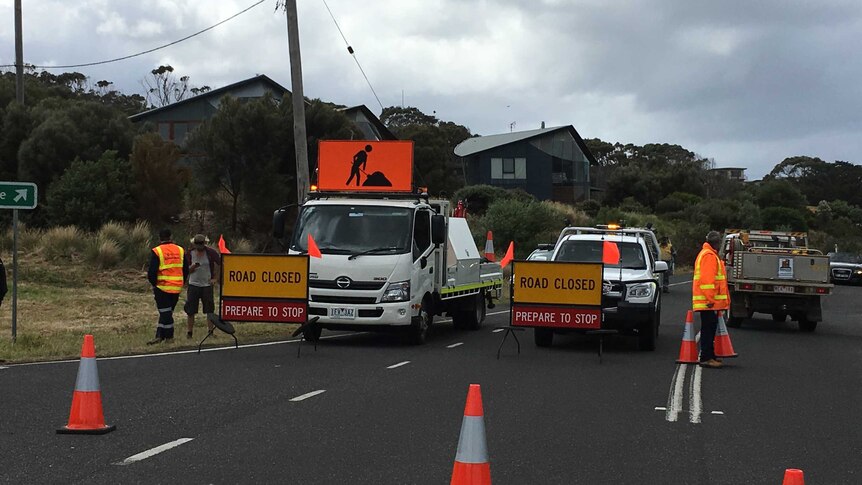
(693, 295, 706, 300)
(699, 284, 715, 290)
(693, 303, 709, 309)
(714, 295, 728, 300)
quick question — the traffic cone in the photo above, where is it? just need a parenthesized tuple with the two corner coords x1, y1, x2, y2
(57, 335, 116, 435)
(676, 311, 699, 364)
(451, 384, 491, 485)
(714, 312, 739, 358)
(782, 469, 805, 485)
(483, 232, 495, 262)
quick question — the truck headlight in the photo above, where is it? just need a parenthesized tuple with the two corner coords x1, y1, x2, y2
(381, 281, 410, 302)
(625, 282, 655, 303)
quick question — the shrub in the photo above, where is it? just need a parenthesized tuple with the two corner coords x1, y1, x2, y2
(543, 201, 591, 228)
(85, 236, 122, 269)
(42, 226, 87, 261)
(481, 199, 564, 258)
(760, 207, 808, 231)
(451, 185, 534, 216)
(97, 221, 127, 245)
(577, 199, 601, 218)
(123, 221, 153, 265)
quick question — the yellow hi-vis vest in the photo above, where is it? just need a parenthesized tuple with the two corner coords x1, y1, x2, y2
(153, 243, 185, 294)
(692, 243, 729, 311)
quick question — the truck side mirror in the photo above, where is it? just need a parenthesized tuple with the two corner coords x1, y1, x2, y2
(431, 215, 446, 245)
(273, 208, 288, 239)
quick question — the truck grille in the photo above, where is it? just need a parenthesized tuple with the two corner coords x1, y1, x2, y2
(310, 295, 378, 304)
(309, 280, 385, 290)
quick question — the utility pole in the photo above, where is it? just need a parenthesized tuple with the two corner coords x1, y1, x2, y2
(14, 0, 24, 104)
(285, 0, 310, 204)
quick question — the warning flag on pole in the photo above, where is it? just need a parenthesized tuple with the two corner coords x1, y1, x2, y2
(307, 234, 322, 259)
(602, 240, 620, 265)
(218, 234, 231, 254)
(499, 241, 515, 268)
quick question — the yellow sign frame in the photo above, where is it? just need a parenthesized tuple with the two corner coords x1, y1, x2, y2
(512, 260, 603, 306)
(221, 254, 309, 300)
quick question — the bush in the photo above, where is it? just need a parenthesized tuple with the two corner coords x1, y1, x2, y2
(481, 199, 565, 258)
(577, 199, 601, 218)
(43, 226, 87, 261)
(85, 236, 122, 269)
(760, 207, 808, 231)
(451, 185, 534, 216)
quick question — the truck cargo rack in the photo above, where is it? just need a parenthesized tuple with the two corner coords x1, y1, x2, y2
(307, 190, 429, 203)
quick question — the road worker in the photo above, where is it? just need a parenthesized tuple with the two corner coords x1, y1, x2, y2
(147, 228, 189, 344)
(692, 230, 729, 368)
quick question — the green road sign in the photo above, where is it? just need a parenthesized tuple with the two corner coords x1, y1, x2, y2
(0, 181, 37, 209)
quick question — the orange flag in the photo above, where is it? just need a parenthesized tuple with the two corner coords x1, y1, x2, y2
(218, 234, 231, 254)
(499, 241, 515, 268)
(602, 240, 620, 265)
(307, 234, 322, 258)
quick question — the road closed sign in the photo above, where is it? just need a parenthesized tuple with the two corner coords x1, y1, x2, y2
(511, 261, 603, 329)
(220, 254, 309, 323)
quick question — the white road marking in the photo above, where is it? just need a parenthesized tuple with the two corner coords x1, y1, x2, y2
(0, 366, 8, 370)
(711, 411, 725, 415)
(654, 407, 667, 411)
(666, 364, 687, 422)
(387, 361, 411, 369)
(446, 342, 464, 348)
(492, 328, 505, 333)
(290, 390, 326, 402)
(668, 279, 693, 287)
(689, 365, 703, 424)
(115, 438, 194, 465)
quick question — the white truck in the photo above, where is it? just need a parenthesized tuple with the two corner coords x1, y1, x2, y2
(272, 191, 503, 344)
(721, 229, 833, 331)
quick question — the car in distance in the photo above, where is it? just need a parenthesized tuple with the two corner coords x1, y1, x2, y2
(828, 252, 862, 285)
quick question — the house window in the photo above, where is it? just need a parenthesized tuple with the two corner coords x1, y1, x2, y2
(491, 158, 526, 180)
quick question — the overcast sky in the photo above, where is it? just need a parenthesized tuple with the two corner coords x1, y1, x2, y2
(2, 0, 861, 178)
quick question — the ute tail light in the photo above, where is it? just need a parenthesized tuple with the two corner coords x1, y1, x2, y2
(816, 287, 829, 294)
(740, 283, 755, 290)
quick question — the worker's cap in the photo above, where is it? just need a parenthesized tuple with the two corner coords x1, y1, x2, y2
(706, 231, 722, 244)
(191, 234, 209, 245)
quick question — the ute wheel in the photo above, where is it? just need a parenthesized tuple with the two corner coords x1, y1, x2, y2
(639, 313, 657, 351)
(534, 328, 554, 347)
(772, 313, 787, 323)
(798, 317, 817, 332)
(408, 300, 433, 345)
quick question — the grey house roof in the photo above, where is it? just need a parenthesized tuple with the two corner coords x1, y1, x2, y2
(129, 74, 291, 122)
(454, 125, 597, 165)
(339, 105, 397, 140)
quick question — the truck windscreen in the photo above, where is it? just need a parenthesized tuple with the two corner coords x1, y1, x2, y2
(291, 205, 412, 255)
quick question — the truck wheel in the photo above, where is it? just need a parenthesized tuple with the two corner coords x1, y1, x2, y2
(534, 328, 554, 347)
(639, 314, 657, 351)
(798, 317, 818, 332)
(726, 315, 743, 328)
(408, 301, 433, 344)
(772, 313, 787, 323)
(452, 294, 485, 331)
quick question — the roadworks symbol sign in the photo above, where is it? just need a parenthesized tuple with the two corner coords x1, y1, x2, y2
(316, 140, 414, 192)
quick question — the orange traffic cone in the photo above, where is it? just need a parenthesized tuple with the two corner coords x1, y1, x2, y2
(57, 335, 116, 434)
(451, 384, 491, 485)
(782, 468, 805, 485)
(483, 232, 495, 262)
(676, 311, 699, 364)
(714, 312, 739, 358)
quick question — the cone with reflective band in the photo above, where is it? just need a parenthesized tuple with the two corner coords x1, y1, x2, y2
(714, 311, 739, 358)
(483, 232, 495, 262)
(57, 335, 116, 434)
(782, 468, 805, 485)
(451, 384, 491, 485)
(676, 311, 699, 364)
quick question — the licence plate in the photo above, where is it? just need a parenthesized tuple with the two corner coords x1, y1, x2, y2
(330, 307, 356, 319)
(774, 285, 795, 294)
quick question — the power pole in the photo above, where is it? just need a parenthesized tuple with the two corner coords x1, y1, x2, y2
(14, 0, 24, 104)
(285, 0, 310, 205)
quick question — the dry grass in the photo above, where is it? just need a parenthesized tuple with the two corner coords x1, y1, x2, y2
(0, 221, 319, 363)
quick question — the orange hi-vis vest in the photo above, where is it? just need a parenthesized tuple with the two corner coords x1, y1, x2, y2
(153, 243, 184, 294)
(692, 243, 729, 311)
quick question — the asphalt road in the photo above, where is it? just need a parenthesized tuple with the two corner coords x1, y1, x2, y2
(1, 276, 861, 484)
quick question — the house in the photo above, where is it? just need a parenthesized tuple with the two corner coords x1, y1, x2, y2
(129, 74, 393, 145)
(710, 167, 747, 182)
(454, 125, 596, 203)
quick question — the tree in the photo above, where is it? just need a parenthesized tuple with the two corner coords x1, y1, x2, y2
(129, 133, 189, 223)
(141, 65, 209, 108)
(44, 151, 136, 229)
(755, 179, 807, 211)
(380, 106, 439, 132)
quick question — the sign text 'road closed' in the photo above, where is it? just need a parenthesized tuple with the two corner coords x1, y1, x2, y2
(221, 254, 309, 300)
(513, 261, 602, 306)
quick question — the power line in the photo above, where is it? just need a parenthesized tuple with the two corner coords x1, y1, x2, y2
(320, 0, 384, 112)
(0, 0, 266, 70)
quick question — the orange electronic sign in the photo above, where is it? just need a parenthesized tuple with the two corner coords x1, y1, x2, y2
(317, 140, 414, 192)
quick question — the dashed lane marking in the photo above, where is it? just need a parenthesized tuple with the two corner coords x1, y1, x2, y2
(446, 342, 464, 348)
(668, 279, 693, 287)
(711, 411, 725, 415)
(290, 390, 326, 402)
(492, 328, 505, 333)
(114, 438, 194, 465)
(386, 361, 411, 369)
